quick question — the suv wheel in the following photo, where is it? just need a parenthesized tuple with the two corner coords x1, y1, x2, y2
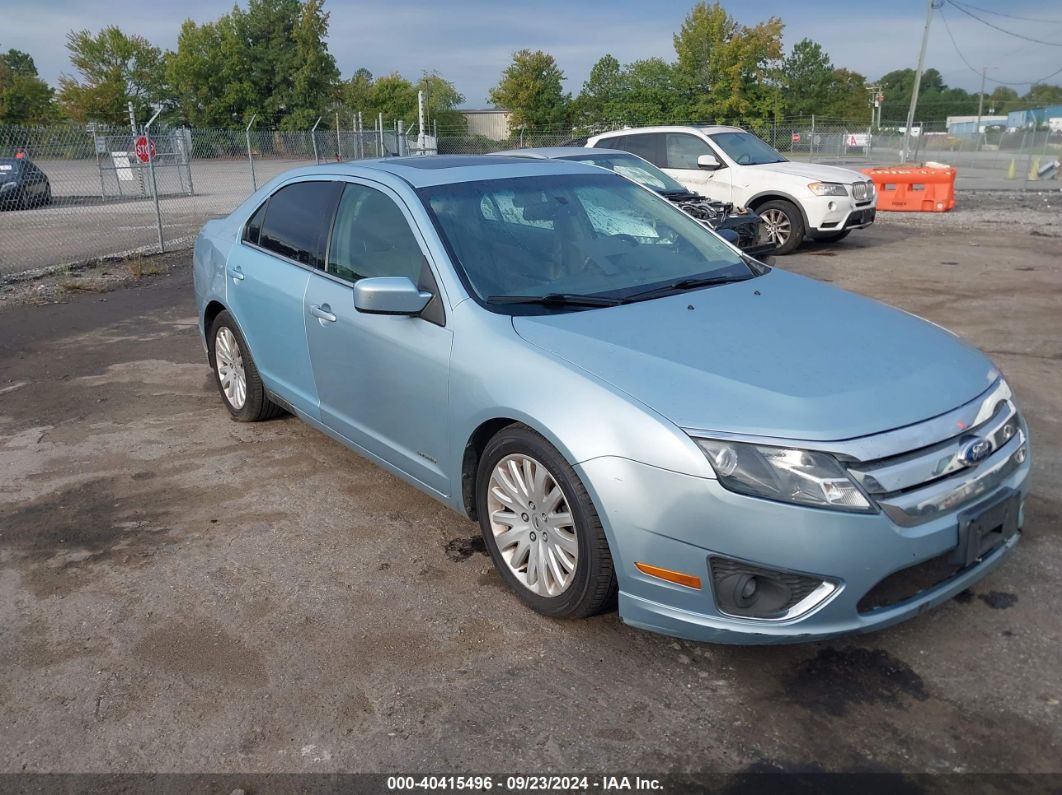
(757, 199, 805, 255)
(476, 425, 616, 618)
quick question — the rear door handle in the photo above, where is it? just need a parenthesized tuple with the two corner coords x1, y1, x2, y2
(310, 303, 337, 323)
(227, 265, 245, 281)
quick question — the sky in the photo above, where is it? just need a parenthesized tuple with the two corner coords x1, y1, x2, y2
(4, 0, 1062, 109)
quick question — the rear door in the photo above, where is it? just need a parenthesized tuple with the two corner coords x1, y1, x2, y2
(304, 181, 453, 496)
(225, 179, 342, 418)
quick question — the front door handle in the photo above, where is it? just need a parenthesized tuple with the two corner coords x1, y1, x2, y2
(227, 265, 245, 281)
(310, 303, 337, 323)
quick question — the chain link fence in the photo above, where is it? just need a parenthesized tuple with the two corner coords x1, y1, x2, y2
(1, 115, 1059, 278)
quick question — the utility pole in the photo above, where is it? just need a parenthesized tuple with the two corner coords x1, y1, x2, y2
(975, 66, 987, 150)
(903, 0, 938, 162)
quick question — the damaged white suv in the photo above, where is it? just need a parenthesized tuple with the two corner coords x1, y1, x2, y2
(587, 125, 876, 254)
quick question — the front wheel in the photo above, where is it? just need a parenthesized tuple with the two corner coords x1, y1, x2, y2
(756, 199, 805, 255)
(476, 425, 616, 618)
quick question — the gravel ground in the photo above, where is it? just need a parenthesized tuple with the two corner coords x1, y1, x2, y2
(0, 196, 1060, 779)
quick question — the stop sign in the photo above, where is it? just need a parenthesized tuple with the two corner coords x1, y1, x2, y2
(134, 135, 157, 163)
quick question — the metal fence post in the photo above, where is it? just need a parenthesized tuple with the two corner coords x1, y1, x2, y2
(311, 116, 322, 164)
(245, 114, 258, 191)
(144, 109, 165, 253)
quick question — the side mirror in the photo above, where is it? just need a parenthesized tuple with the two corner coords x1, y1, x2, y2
(353, 276, 432, 316)
(697, 154, 722, 170)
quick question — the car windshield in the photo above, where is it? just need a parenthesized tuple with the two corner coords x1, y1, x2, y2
(708, 131, 787, 165)
(419, 173, 755, 311)
(562, 153, 689, 195)
(0, 158, 24, 174)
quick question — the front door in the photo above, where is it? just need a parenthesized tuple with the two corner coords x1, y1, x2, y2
(662, 132, 732, 203)
(304, 181, 453, 496)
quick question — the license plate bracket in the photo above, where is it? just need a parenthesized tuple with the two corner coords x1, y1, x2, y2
(955, 489, 1020, 568)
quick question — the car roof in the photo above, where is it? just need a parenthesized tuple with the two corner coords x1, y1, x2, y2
(491, 147, 633, 160)
(327, 154, 606, 188)
(593, 125, 745, 138)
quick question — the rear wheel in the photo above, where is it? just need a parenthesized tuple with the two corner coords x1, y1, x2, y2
(812, 229, 850, 243)
(208, 310, 283, 422)
(476, 425, 616, 618)
(756, 199, 805, 255)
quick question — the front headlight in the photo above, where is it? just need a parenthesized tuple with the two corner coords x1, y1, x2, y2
(807, 181, 848, 197)
(695, 439, 873, 512)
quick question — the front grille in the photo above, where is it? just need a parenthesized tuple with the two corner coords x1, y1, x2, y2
(844, 382, 1027, 526)
(857, 552, 960, 613)
(852, 181, 869, 201)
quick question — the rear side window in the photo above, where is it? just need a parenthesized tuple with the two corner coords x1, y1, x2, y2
(258, 181, 343, 269)
(604, 133, 665, 167)
(243, 201, 267, 245)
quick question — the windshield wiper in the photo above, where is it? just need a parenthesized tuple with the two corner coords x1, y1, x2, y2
(487, 292, 624, 307)
(623, 273, 753, 303)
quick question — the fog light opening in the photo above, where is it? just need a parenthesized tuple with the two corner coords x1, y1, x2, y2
(709, 556, 833, 620)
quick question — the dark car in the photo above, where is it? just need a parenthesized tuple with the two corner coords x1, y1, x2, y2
(493, 147, 775, 258)
(0, 155, 52, 210)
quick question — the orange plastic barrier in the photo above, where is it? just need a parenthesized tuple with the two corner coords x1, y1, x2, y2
(861, 165, 956, 212)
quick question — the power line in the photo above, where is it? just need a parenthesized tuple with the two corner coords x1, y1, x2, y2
(946, 0, 1062, 47)
(939, 5, 1062, 85)
(944, 0, 1062, 25)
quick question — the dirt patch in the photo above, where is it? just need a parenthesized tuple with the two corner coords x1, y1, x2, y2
(978, 591, 1019, 609)
(133, 618, 269, 688)
(444, 535, 487, 562)
(787, 647, 930, 717)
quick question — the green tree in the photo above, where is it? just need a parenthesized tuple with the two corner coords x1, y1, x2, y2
(622, 58, 681, 125)
(341, 68, 375, 114)
(0, 49, 56, 125)
(416, 71, 465, 131)
(986, 86, 1020, 115)
(1024, 83, 1062, 107)
(823, 68, 870, 120)
(672, 1, 784, 122)
(489, 49, 570, 129)
(168, 0, 339, 128)
(573, 54, 624, 125)
(782, 39, 833, 118)
(58, 27, 168, 125)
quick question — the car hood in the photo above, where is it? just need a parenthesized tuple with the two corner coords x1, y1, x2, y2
(752, 160, 868, 184)
(511, 269, 997, 442)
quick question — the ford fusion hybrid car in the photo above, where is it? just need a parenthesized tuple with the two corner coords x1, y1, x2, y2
(193, 156, 1029, 644)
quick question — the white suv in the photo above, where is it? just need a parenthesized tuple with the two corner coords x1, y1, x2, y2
(587, 125, 876, 254)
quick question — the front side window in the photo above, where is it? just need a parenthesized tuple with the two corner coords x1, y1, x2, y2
(327, 183, 424, 283)
(665, 133, 714, 170)
(420, 173, 753, 311)
(258, 181, 343, 268)
(708, 131, 787, 165)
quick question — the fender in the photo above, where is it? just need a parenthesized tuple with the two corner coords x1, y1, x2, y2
(744, 190, 811, 229)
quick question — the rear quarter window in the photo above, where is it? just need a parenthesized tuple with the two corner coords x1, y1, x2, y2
(257, 181, 343, 268)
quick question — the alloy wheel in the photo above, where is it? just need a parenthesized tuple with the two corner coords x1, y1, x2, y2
(761, 208, 792, 245)
(486, 454, 579, 597)
(214, 327, 247, 410)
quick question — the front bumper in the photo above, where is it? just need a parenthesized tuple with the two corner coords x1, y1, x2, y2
(804, 194, 876, 232)
(576, 450, 1030, 645)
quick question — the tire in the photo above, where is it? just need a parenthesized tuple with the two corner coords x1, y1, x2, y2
(756, 199, 805, 255)
(207, 310, 283, 422)
(812, 229, 849, 243)
(476, 424, 616, 619)
(41, 185, 52, 206)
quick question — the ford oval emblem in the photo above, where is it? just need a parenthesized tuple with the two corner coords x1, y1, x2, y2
(959, 437, 993, 466)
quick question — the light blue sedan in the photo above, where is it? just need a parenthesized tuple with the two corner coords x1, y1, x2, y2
(193, 155, 1030, 644)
